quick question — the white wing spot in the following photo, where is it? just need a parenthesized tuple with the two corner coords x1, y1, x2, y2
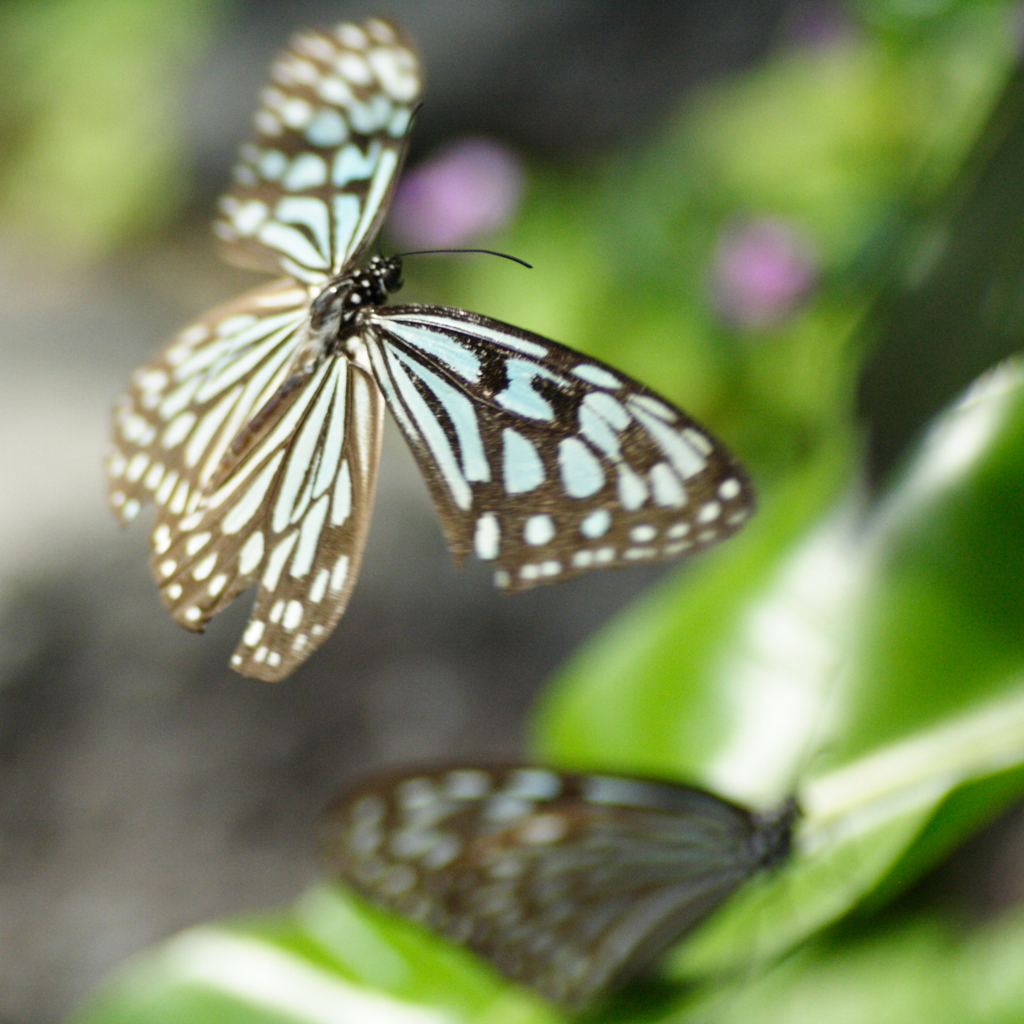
(270, 600, 285, 624)
(318, 75, 353, 105)
(336, 52, 372, 85)
(682, 428, 713, 456)
(238, 531, 265, 575)
(630, 394, 679, 421)
(580, 508, 611, 539)
(125, 453, 149, 482)
(624, 547, 657, 560)
(283, 600, 303, 630)
(494, 570, 511, 589)
(336, 24, 369, 48)
(649, 462, 686, 507)
(523, 514, 555, 546)
(243, 620, 265, 647)
(167, 584, 183, 600)
(153, 524, 172, 554)
(123, 499, 141, 521)
(502, 428, 544, 494)
(159, 560, 177, 577)
(267, 651, 282, 668)
(474, 513, 500, 560)
(208, 574, 228, 597)
(263, 533, 299, 591)
(254, 646, 269, 663)
(616, 468, 648, 510)
(155, 471, 178, 506)
(183, 606, 202, 623)
(185, 532, 211, 556)
(162, 412, 196, 449)
(667, 523, 691, 539)
(665, 540, 692, 555)
(192, 553, 217, 580)
(111, 490, 125, 507)
(305, 108, 348, 147)
(144, 463, 165, 490)
(698, 501, 721, 523)
(571, 550, 594, 568)
(558, 437, 604, 498)
(283, 152, 328, 191)
(179, 511, 203, 532)
(279, 97, 313, 129)
(309, 568, 330, 603)
(572, 364, 621, 389)
(719, 478, 742, 500)
(594, 547, 615, 564)
(629, 525, 657, 543)
(330, 554, 350, 591)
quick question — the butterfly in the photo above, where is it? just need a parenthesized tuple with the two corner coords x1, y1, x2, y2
(106, 16, 755, 682)
(318, 763, 796, 1009)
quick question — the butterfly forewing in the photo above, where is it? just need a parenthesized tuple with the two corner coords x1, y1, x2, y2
(362, 306, 754, 590)
(319, 765, 793, 1009)
(214, 18, 420, 283)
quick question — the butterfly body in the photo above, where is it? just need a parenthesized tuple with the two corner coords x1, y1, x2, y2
(319, 764, 796, 1008)
(106, 17, 756, 680)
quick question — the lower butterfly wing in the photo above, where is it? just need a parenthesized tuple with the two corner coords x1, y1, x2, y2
(319, 765, 788, 1009)
(107, 278, 312, 527)
(361, 306, 754, 591)
(148, 344, 384, 681)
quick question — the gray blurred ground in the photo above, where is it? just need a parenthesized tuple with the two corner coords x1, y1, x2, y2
(0, 2, 800, 1020)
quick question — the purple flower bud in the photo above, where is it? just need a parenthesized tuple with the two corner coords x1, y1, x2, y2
(711, 217, 817, 329)
(388, 137, 525, 249)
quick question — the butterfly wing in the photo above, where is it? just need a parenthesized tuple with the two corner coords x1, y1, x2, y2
(361, 306, 754, 590)
(108, 278, 311, 527)
(319, 765, 790, 1008)
(107, 289, 385, 681)
(214, 17, 421, 283)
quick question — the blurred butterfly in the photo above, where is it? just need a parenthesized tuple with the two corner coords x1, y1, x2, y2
(318, 763, 796, 1008)
(106, 16, 755, 681)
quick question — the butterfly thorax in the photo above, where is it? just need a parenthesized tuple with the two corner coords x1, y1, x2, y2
(309, 255, 404, 343)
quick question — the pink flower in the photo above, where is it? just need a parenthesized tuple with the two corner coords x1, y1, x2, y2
(388, 137, 525, 249)
(711, 217, 817, 328)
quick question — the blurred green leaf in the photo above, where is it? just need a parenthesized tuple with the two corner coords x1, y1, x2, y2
(0, 0, 221, 259)
(71, 887, 561, 1024)
(667, 904, 1024, 1024)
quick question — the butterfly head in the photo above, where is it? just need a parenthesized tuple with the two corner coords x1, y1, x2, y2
(750, 795, 799, 869)
(310, 256, 405, 334)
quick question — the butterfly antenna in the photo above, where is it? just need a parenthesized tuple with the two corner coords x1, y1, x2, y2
(395, 248, 532, 269)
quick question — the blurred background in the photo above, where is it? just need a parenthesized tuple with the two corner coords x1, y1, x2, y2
(2, 1, 1024, 1022)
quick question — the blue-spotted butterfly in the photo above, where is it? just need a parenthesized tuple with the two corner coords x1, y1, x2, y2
(319, 763, 796, 1008)
(106, 16, 754, 681)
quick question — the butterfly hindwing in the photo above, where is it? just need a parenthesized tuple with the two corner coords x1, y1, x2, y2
(214, 18, 420, 283)
(107, 278, 311, 528)
(155, 343, 383, 682)
(362, 306, 754, 590)
(319, 765, 793, 1008)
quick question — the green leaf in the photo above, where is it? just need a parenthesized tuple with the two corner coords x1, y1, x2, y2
(71, 888, 560, 1024)
(538, 357, 1024, 982)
